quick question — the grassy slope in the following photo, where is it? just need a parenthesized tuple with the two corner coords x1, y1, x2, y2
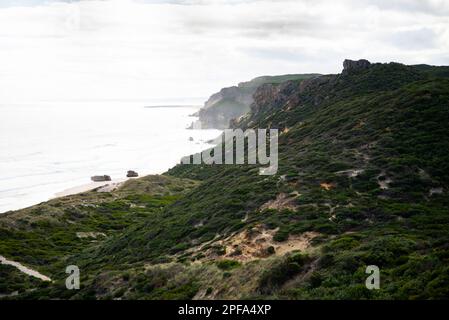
(2, 62, 449, 300)
(0, 264, 43, 297)
(166, 64, 449, 299)
(0, 175, 198, 297)
(63, 62, 449, 299)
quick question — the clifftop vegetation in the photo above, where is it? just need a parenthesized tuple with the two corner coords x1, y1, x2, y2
(196, 74, 320, 129)
(1, 60, 449, 300)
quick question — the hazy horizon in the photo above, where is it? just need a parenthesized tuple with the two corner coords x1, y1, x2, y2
(1, 0, 448, 103)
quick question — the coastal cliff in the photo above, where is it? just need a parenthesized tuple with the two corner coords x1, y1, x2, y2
(196, 74, 320, 129)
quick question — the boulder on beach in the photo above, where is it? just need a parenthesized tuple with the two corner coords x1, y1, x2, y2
(91, 175, 112, 182)
(127, 170, 138, 178)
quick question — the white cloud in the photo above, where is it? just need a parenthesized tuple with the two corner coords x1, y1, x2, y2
(0, 0, 448, 103)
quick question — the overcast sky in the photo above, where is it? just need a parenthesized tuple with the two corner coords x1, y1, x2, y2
(0, 0, 448, 103)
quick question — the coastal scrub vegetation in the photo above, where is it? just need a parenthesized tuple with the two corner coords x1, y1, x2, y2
(1, 61, 449, 300)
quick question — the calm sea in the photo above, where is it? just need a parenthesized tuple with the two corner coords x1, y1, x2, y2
(0, 101, 220, 213)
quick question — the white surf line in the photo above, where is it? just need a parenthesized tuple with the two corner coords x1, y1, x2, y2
(0, 255, 52, 282)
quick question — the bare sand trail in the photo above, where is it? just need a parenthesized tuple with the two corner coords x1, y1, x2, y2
(0, 255, 52, 282)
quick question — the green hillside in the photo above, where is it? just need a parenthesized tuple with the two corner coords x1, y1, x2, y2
(1, 60, 449, 300)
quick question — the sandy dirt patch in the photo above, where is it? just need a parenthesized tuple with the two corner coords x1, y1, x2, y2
(191, 226, 319, 263)
(320, 183, 334, 191)
(76, 232, 107, 239)
(259, 193, 299, 212)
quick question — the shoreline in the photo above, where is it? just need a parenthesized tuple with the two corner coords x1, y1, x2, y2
(0, 101, 222, 214)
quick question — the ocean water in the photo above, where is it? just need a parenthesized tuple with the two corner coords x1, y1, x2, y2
(0, 101, 221, 213)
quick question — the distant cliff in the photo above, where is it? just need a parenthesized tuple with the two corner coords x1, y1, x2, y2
(196, 74, 320, 129)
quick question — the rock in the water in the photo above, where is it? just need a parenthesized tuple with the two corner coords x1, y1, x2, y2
(91, 175, 112, 182)
(342, 59, 371, 74)
(126, 170, 138, 178)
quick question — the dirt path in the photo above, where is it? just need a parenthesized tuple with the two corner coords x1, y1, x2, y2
(0, 255, 52, 282)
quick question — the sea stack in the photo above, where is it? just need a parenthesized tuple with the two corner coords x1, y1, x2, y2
(91, 175, 112, 182)
(127, 170, 138, 178)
